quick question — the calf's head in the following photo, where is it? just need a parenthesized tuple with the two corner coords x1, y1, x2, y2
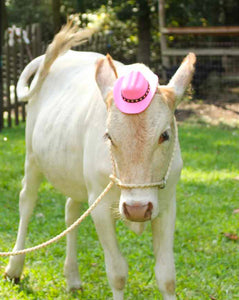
(96, 53, 196, 222)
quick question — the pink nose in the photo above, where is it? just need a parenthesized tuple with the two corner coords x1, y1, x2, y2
(123, 202, 153, 222)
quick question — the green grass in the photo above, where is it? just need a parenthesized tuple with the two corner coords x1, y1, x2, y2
(0, 122, 238, 300)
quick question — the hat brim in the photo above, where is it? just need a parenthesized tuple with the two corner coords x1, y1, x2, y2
(113, 72, 158, 114)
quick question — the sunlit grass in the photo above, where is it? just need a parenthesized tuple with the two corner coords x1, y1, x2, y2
(0, 122, 238, 299)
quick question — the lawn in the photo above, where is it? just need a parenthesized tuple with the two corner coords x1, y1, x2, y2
(0, 122, 238, 300)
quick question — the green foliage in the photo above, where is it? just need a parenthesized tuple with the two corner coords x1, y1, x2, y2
(6, 0, 54, 38)
(96, 6, 138, 64)
(6, 0, 239, 28)
(6, 0, 49, 26)
(165, 0, 239, 26)
(5, 0, 239, 68)
(0, 122, 238, 299)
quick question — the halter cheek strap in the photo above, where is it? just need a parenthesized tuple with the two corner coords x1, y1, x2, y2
(109, 116, 178, 189)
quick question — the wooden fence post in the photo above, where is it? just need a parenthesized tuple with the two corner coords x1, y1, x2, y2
(0, 53, 3, 131)
(13, 27, 19, 125)
(20, 29, 26, 122)
(158, 0, 170, 81)
(5, 32, 11, 127)
(0, 2, 4, 131)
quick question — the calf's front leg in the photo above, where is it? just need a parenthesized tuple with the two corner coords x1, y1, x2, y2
(89, 189, 128, 300)
(152, 195, 176, 300)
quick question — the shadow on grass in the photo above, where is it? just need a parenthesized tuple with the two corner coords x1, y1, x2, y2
(2, 273, 84, 299)
(2, 274, 35, 297)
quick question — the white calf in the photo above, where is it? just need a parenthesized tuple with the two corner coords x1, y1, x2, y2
(5, 23, 196, 300)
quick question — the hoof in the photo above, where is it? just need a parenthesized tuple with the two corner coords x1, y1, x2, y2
(14, 277, 20, 284)
(4, 273, 20, 284)
(66, 278, 83, 292)
(69, 286, 84, 293)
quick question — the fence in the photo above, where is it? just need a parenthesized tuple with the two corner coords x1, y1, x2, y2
(158, 31, 239, 102)
(0, 25, 112, 131)
(1, 24, 42, 129)
(158, 0, 239, 102)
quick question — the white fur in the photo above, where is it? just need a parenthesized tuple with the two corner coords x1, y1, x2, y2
(5, 43, 195, 299)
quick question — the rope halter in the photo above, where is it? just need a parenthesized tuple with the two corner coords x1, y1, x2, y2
(109, 116, 178, 190)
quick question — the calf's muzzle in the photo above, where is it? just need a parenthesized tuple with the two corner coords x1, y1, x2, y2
(123, 202, 153, 222)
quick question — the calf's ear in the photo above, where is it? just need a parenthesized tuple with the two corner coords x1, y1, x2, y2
(166, 52, 196, 108)
(95, 54, 118, 101)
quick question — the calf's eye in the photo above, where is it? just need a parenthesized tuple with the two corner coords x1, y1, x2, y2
(104, 132, 115, 146)
(104, 132, 112, 141)
(159, 131, 169, 144)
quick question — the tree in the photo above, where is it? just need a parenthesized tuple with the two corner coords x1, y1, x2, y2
(1, 0, 8, 33)
(137, 0, 151, 65)
(52, 0, 61, 33)
(165, 0, 239, 26)
(112, 0, 155, 65)
(0, 0, 7, 130)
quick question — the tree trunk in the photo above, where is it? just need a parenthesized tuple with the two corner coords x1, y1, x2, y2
(77, 0, 85, 12)
(137, 0, 151, 66)
(52, 0, 61, 34)
(1, 0, 8, 34)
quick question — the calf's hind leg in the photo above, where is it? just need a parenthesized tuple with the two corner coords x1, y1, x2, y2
(64, 197, 82, 291)
(5, 154, 42, 281)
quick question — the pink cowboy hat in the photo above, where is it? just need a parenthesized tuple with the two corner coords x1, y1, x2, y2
(113, 70, 158, 114)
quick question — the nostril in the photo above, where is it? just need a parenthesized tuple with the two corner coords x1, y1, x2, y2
(148, 202, 153, 211)
(144, 202, 153, 219)
(123, 202, 130, 218)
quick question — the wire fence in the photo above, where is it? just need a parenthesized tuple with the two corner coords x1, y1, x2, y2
(159, 35, 239, 102)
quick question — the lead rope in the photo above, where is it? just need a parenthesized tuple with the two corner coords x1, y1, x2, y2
(0, 117, 178, 257)
(0, 181, 114, 257)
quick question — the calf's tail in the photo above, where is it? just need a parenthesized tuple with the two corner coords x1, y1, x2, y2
(17, 21, 95, 102)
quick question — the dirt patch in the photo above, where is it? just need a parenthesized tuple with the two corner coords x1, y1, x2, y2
(176, 100, 239, 127)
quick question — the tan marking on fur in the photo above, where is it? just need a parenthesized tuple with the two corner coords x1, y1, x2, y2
(112, 108, 153, 183)
(182, 52, 196, 69)
(158, 87, 175, 110)
(95, 58, 105, 82)
(108, 110, 149, 182)
(179, 53, 196, 92)
(114, 276, 126, 290)
(165, 280, 175, 295)
(127, 113, 148, 164)
(106, 54, 118, 78)
(105, 91, 113, 110)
